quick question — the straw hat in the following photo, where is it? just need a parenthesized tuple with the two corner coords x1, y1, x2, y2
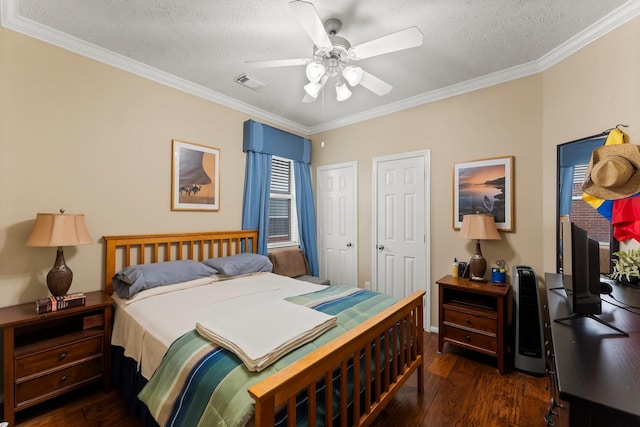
(582, 144, 640, 200)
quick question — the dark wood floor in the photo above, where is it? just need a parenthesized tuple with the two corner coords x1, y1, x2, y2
(10, 332, 550, 426)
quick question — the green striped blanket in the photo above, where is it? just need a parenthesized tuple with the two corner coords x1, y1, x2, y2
(138, 285, 398, 427)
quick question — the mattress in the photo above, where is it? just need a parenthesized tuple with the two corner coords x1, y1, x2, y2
(111, 272, 327, 380)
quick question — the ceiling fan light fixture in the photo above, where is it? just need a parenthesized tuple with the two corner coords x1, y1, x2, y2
(342, 66, 363, 86)
(304, 75, 327, 98)
(304, 81, 322, 98)
(335, 81, 352, 101)
(305, 62, 326, 83)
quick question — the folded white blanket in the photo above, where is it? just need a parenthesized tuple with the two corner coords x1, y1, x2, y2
(195, 299, 337, 372)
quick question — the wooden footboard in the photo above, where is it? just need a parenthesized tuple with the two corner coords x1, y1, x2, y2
(249, 290, 425, 427)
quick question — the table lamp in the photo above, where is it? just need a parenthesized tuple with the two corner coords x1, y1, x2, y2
(26, 209, 93, 296)
(459, 213, 501, 281)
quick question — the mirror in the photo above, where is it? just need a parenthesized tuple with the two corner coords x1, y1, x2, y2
(556, 135, 619, 274)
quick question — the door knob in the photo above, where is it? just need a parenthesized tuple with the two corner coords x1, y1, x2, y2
(346, 242, 352, 247)
(377, 244, 384, 250)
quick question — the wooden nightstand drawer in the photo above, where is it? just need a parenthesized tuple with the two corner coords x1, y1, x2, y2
(15, 332, 103, 378)
(15, 357, 103, 407)
(443, 305, 497, 334)
(437, 276, 511, 374)
(0, 291, 113, 425)
(443, 324, 496, 353)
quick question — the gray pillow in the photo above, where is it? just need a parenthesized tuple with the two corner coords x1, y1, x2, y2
(112, 260, 217, 299)
(202, 253, 272, 276)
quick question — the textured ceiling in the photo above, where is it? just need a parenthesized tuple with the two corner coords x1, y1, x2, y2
(2, 0, 639, 133)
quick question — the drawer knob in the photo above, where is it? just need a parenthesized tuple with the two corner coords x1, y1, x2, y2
(465, 318, 471, 324)
(60, 375, 68, 383)
(59, 352, 67, 361)
(465, 335, 471, 341)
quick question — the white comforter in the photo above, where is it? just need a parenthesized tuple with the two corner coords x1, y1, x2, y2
(195, 298, 336, 372)
(111, 272, 326, 379)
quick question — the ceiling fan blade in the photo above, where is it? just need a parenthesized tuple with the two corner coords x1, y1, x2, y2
(289, 0, 333, 51)
(358, 70, 393, 96)
(350, 27, 423, 60)
(245, 58, 309, 68)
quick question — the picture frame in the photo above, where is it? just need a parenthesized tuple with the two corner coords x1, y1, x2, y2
(453, 156, 514, 231)
(171, 139, 220, 211)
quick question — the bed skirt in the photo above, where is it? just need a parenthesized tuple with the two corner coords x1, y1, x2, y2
(112, 345, 159, 427)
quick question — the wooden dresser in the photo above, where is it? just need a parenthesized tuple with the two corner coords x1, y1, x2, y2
(0, 291, 112, 425)
(545, 273, 640, 427)
(437, 275, 512, 373)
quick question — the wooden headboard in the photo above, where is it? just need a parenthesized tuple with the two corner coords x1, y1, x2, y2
(103, 230, 258, 295)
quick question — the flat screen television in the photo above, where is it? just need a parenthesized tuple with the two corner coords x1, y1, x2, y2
(559, 221, 627, 335)
(561, 221, 601, 315)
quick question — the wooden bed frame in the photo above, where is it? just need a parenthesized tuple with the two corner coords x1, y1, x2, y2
(103, 230, 424, 427)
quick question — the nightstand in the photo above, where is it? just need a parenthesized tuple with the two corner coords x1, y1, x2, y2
(437, 275, 512, 373)
(0, 290, 112, 425)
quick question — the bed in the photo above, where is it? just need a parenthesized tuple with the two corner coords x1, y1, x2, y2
(104, 230, 425, 427)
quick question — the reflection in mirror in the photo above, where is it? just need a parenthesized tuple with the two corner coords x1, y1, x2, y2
(557, 135, 619, 274)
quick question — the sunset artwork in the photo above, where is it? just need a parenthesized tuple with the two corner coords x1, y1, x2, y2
(458, 164, 506, 221)
(453, 157, 513, 231)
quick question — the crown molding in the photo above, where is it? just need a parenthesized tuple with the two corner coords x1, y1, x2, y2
(0, 0, 310, 135)
(538, 1, 640, 70)
(3, 0, 639, 136)
(308, 60, 543, 133)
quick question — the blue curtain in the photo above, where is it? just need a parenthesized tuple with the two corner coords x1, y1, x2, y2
(242, 120, 318, 272)
(241, 151, 272, 255)
(559, 166, 574, 216)
(294, 160, 319, 276)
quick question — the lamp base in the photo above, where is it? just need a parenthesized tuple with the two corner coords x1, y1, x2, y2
(468, 240, 487, 281)
(46, 247, 73, 296)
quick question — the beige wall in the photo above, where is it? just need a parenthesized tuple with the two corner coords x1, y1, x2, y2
(0, 27, 284, 307)
(542, 17, 640, 270)
(311, 16, 640, 326)
(312, 76, 543, 323)
(1, 16, 639, 331)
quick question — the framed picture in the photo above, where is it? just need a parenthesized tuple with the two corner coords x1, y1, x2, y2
(171, 139, 220, 211)
(453, 156, 514, 231)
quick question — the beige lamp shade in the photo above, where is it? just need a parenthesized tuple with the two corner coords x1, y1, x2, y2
(459, 214, 501, 281)
(26, 212, 93, 247)
(26, 211, 92, 296)
(459, 214, 501, 241)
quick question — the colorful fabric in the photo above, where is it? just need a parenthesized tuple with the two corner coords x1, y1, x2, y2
(581, 193, 613, 221)
(138, 286, 398, 427)
(612, 196, 640, 242)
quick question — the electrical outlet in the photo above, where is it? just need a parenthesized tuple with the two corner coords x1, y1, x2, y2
(364, 281, 371, 290)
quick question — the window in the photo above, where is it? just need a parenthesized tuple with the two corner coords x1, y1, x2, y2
(268, 156, 299, 246)
(569, 163, 610, 244)
(557, 137, 618, 275)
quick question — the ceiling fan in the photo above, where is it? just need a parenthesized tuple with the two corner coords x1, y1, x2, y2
(247, 0, 424, 103)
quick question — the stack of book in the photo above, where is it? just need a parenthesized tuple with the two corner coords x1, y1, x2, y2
(36, 292, 86, 314)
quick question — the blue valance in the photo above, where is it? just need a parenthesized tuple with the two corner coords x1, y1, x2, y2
(243, 119, 311, 164)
